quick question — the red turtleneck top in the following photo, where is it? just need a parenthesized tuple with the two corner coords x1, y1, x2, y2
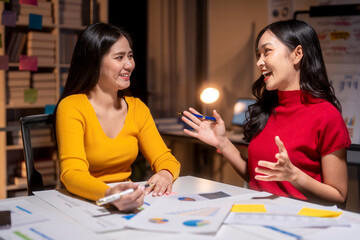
(248, 90, 351, 200)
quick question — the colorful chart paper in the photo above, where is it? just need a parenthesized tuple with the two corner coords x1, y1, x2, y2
(183, 220, 210, 227)
(178, 197, 196, 201)
(149, 218, 168, 224)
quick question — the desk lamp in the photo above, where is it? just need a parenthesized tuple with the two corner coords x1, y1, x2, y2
(200, 87, 220, 115)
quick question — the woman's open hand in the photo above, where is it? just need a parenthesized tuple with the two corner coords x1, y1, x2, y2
(255, 136, 300, 182)
(181, 108, 226, 149)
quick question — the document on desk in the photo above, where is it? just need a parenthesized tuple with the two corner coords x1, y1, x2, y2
(224, 199, 350, 228)
(0, 198, 49, 227)
(0, 198, 100, 240)
(34, 189, 130, 233)
(126, 196, 238, 234)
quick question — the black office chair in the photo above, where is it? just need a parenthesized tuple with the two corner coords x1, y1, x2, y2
(20, 113, 57, 195)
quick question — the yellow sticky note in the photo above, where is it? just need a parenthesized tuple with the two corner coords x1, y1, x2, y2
(231, 204, 267, 213)
(297, 207, 342, 218)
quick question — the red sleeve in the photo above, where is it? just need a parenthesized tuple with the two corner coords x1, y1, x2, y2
(317, 106, 351, 156)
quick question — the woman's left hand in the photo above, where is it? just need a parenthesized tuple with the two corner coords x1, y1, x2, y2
(255, 136, 300, 182)
(146, 170, 174, 196)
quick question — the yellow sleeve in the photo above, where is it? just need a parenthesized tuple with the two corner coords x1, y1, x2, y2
(134, 99, 181, 180)
(56, 96, 109, 201)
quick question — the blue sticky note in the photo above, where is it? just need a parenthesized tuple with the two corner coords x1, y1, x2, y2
(29, 14, 42, 30)
(1, 10, 16, 27)
(44, 105, 56, 114)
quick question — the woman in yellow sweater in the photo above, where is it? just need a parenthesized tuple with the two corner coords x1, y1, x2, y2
(55, 22, 181, 212)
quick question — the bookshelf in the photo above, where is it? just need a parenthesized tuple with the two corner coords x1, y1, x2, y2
(0, 0, 108, 199)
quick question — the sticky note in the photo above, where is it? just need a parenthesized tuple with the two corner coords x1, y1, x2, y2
(297, 207, 343, 218)
(29, 14, 42, 30)
(1, 10, 17, 27)
(44, 105, 56, 114)
(24, 88, 37, 103)
(231, 204, 267, 213)
(19, 55, 38, 71)
(19, 0, 38, 6)
(0, 55, 9, 70)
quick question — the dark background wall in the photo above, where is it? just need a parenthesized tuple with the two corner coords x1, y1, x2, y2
(108, 0, 148, 104)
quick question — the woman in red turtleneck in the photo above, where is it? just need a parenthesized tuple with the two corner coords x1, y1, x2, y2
(181, 20, 350, 207)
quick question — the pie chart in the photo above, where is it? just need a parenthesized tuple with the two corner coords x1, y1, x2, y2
(148, 218, 169, 224)
(183, 219, 210, 227)
(178, 197, 196, 201)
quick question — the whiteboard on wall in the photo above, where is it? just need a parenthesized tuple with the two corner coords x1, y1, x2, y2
(295, 5, 360, 148)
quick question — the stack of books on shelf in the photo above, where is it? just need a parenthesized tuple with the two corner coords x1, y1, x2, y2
(59, 32, 78, 64)
(29, 128, 53, 145)
(27, 31, 56, 66)
(14, 158, 57, 186)
(32, 72, 57, 105)
(59, 0, 83, 26)
(6, 71, 30, 106)
(12, 0, 54, 26)
(6, 32, 27, 62)
(6, 121, 22, 146)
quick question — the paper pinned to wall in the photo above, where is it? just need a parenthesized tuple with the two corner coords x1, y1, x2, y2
(327, 63, 360, 144)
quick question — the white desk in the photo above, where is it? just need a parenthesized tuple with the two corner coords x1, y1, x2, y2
(1, 176, 360, 240)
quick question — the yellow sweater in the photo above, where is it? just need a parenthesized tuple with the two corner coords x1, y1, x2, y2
(56, 94, 181, 201)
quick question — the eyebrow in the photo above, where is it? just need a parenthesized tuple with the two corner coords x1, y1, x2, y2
(113, 50, 133, 56)
(256, 42, 273, 52)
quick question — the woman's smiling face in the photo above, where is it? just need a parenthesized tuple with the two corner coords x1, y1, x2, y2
(98, 36, 135, 93)
(256, 30, 301, 91)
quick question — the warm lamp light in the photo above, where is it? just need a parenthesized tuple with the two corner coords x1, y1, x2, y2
(200, 87, 220, 104)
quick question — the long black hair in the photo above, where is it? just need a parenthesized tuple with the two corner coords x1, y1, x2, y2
(243, 20, 341, 142)
(58, 22, 133, 102)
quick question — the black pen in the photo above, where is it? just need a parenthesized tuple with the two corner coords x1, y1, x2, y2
(178, 112, 216, 121)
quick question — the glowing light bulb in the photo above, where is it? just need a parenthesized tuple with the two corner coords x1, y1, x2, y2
(200, 87, 220, 104)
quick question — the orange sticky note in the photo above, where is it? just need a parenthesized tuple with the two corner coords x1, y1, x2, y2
(297, 207, 343, 218)
(231, 204, 267, 213)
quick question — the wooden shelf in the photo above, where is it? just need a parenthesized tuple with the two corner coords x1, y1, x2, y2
(7, 180, 57, 191)
(6, 142, 54, 151)
(0, 0, 108, 199)
(6, 104, 50, 109)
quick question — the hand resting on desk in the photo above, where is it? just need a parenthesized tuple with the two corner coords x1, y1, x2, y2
(145, 169, 174, 196)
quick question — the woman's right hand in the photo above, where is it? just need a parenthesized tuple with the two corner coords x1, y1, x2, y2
(181, 108, 227, 148)
(105, 182, 145, 212)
